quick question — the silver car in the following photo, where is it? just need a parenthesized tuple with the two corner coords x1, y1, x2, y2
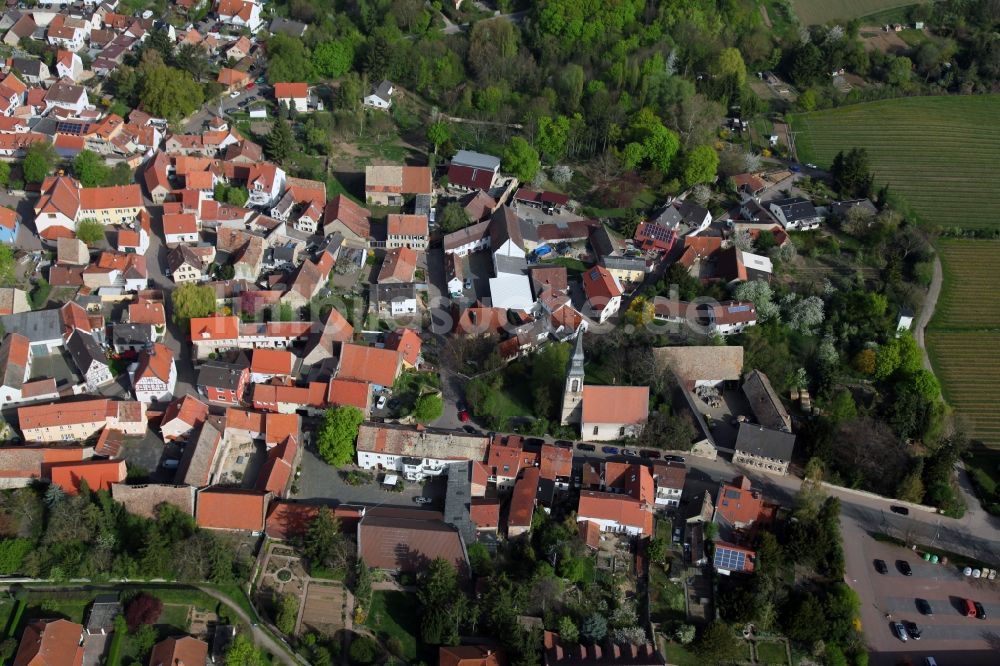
(891, 622, 908, 642)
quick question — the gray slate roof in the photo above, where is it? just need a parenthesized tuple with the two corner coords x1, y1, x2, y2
(770, 197, 818, 222)
(734, 422, 796, 463)
(197, 360, 245, 391)
(451, 150, 501, 172)
(66, 330, 107, 375)
(0, 309, 62, 344)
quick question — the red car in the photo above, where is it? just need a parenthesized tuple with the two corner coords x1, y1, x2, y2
(246, 82, 256, 90)
(458, 410, 470, 422)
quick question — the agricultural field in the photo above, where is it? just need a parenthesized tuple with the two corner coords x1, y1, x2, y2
(933, 240, 1000, 330)
(789, 95, 1000, 230)
(790, 0, 918, 25)
(926, 331, 1000, 447)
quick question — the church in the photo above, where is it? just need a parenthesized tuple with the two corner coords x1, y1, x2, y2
(560, 333, 650, 442)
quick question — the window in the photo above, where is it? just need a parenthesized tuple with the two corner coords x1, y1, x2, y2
(619, 427, 626, 436)
(592, 426, 598, 436)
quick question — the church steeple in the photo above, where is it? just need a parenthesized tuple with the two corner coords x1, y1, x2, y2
(560, 328, 585, 425)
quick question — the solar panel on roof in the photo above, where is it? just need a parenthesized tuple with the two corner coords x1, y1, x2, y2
(714, 546, 747, 571)
(728, 305, 751, 313)
(55, 122, 86, 135)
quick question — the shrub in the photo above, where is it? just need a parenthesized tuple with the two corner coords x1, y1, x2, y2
(124, 593, 163, 631)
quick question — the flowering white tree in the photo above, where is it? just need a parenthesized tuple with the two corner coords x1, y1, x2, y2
(552, 164, 574, 185)
(733, 279, 780, 322)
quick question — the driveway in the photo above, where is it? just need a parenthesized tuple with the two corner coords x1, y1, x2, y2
(82, 633, 108, 666)
(842, 516, 1000, 666)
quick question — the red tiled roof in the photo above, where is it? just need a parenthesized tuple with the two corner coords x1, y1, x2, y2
(128, 300, 166, 327)
(385, 328, 421, 366)
(49, 459, 127, 494)
(326, 378, 370, 411)
(386, 213, 428, 238)
(274, 82, 308, 99)
(13, 619, 84, 666)
(714, 476, 763, 526)
(377, 247, 417, 283)
(581, 386, 648, 425)
(250, 349, 294, 376)
(582, 265, 622, 301)
(161, 393, 209, 430)
(577, 491, 653, 535)
(133, 342, 173, 383)
(508, 467, 539, 527)
(539, 444, 572, 480)
(323, 194, 371, 238)
(79, 185, 142, 211)
(196, 488, 266, 531)
(337, 344, 399, 387)
(148, 637, 207, 666)
(264, 502, 363, 540)
(469, 500, 500, 529)
(439, 646, 508, 666)
(190, 316, 239, 341)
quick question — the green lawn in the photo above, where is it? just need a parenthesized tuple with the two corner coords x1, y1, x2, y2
(648, 565, 686, 624)
(755, 640, 790, 665)
(363, 591, 420, 662)
(790, 0, 920, 25)
(541, 257, 589, 276)
(964, 447, 1000, 515)
(660, 642, 702, 666)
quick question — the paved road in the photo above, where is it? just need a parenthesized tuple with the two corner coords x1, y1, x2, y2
(915, 254, 943, 372)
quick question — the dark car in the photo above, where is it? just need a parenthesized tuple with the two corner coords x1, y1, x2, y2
(576, 443, 596, 452)
(891, 621, 908, 642)
(890, 505, 910, 515)
(554, 440, 574, 449)
(874, 559, 888, 574)
(640, 449, 661, 459)
(602, 446, 619, 455)
(974, 601, 986, 619)
(462, 425, 479, 435)
(789, 164, 802, 172)
(663, 455, 686, 463)
(904, 621, 921, 640)
(916, 598, 933, 616)
(525, 438, 545, 447)
(898, 560, 913, 576)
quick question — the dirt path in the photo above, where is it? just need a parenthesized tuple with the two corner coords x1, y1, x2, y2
(914, 255, 943, 371)
(759, 4, 772, 28)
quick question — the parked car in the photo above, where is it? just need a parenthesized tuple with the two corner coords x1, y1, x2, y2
(602, 446, 619, 455)
(576, 443, 596, 452)
(963, 598, 978, 617)
(974, 601, 986, 619)
(413, 497, 432, 505)
(554, 440, 574, 448)
(376, 395, 387, 410)
(898, 560, 913, 576)
(890, 505, 910, 515)
(789, 164, 802, 172)
(874, 559, 888, 575)
(462, 425, 479, 435)
(916, 598, 933, 615)
(464, 278, 473, 290)
(525, 438, 545, 447)
(458, 409, 470, 422)
(891, 622, 908, 642)
(622, 449, 639, 457)
(663, 455, 686, 463)
(672, 527, 682, 542)
(229, 90, 241, 98)
(640, 449, 661, 459)
(246, 82, 255, 90)
(904, 621, 921, 640)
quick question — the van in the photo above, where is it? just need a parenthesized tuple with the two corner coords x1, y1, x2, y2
(924, 658, 937, 666)
(162, 459, 180, 469)
(963, 598, 977, 617)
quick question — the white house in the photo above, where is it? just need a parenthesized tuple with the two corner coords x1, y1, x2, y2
(130, 343, 177, 403)
(897, 307, 915, 333)
(166, 245, 208, 284)
(372, 283, 418, 318)
(43, 80, 89, 115)
(354, 423, 488, 481)
(274, 83, 308, 113)
(652, 463, 686, 507)
(162, 213, 200, 246)
(217, 0, 263, 32)
(581, 265, 622, 323)
(768, 197, 822, 231)
(55, 50, 84, 81)
(247, 163, 286, 207)
(488, 273, 534, 311)
(363, 80, 394, 109)
(66, 330, 114, 391)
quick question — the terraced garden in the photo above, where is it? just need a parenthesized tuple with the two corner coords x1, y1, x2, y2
(789, 95, 1000, 231)
(933, 240, 1000, 330)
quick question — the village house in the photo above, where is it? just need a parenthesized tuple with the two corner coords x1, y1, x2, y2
(196, 360, 250, 405)
(322, 194, 371, 243)
(768, 197, 822, 231)
(249, 348, 296, 384)
(274, 82, 308, 113)
(355, 423, 489, 481)
(386, 213, 429, 250)
(160, 393, 210, 442)
(733, 422, 795, 476)
(17, 398, 146, 442)
(581, 265, 623, 323)
(130, 342, 177, 403)
(365, 164, 432, 206)
(65, 330, 113, 391)
(363, 80, 394, 109)
(196, 487, 268, 533)
(12, 620, 84, 666)
(50, 459, 128, 494)
(448, 150, 501, 192)
(166, 245, 210, 284)
(217, 0, 264, 32)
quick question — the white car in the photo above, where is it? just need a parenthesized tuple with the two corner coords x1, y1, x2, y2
(229, 90, 241, 99)
(376, 395, 387, 410)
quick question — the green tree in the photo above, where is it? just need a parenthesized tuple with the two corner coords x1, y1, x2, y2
(304, 508, 347, 572)
(874, 339, 901, 380)
(625, 108, 680, 174)
(413, 394, 443, 423)
(579, 613, 607, 643)
(266, 33, 315, 84)
(275, 594, 298, 635)
(312, 40, 354, 78)
(316, 406, 364, 466)
(266, 116, 296, 163)
(536, 115, 572, 162)
(0, 539, 32, 574)
(681, 145, 719, 186)
(225, 634, 264, 666)
(557, 616, 579, 643)
(713, 48, 747, 87)
(23, 141, 58, 184)
(830, 148, 874, 199)
(138, 56, 204, 121)
(0, 245, 13, 286)
(646, 536, 668, 564)
(0, 161, 12, 187)
(30, 278, 50, 310)
(171, 283, 216, 326)
(278, 301, 294, 322)
(427, 122, 450, 154)
(503, 137, 540, 182)
(438, 202, 471, 233)
(417, 557, 466, 645)
(75, 219, 105, 246)
(695, 622, 742, 663)
(467, 542, 493, 577)
(348, 635, 378, 664)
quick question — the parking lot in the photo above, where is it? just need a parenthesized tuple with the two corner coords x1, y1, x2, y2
(843, 518, 1000, 665)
